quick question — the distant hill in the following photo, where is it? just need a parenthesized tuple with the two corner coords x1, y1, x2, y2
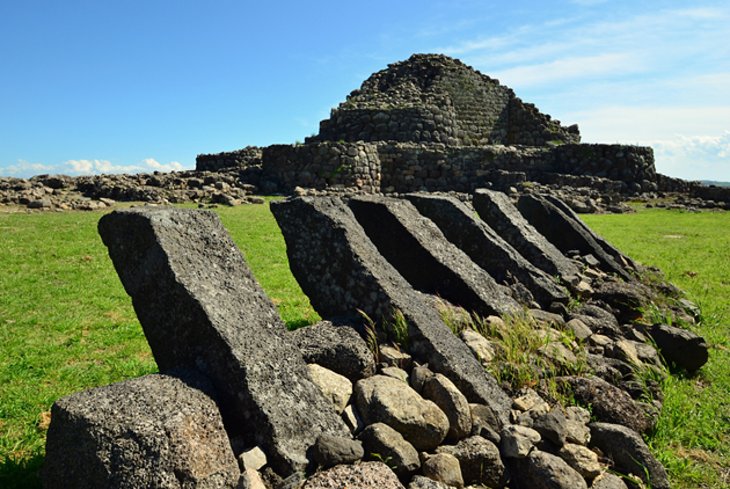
(701, 180, 730, 187)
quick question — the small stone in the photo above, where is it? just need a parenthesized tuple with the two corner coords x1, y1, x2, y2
(421, 453, 464, 489)
(590, 472, 629, 489)
(566, 318, 592, 341)
(239, 446, 268, 471)
(408, 475, 450, 489)
(410, 364, 434, 393)
(310, 434, 364, 468)
(460, 329, 496, 363)
(360, 423, 420, 478)
(469, 403, 502, 444)
(380, 345, 413, 370)
(532, 408, 569, 447)
(436, 436, 505, 487)
(422, 373, 472, 441)
(539, 342, 577, 366)
(239, 468, 267, 489)
(342, 404, 365, 434)
(381, 366, 410, 383)
(516, 450, 588, 489)
(512, 388, 550, 413)
(559, 443, 602, 480)
(302, 461, 405, 489)
(307, 364, 353, 414)
(501, 424, 541, 458)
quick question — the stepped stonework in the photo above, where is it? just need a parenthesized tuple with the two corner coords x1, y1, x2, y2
(44, 192, 708, 488)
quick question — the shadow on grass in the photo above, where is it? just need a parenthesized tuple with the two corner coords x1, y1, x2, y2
(0, 453, 43, 489)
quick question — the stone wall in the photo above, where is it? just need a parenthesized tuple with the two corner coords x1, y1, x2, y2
(691, 184, 730, 202)
(196, 146, 262, 171)
(262, 142, 381, 193)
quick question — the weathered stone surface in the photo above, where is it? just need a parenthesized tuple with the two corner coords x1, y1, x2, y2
(589, 422, 669, 489)
(472, 189, 580, 283)
(240, 468, 267, 489)
(592, 281, 650, 323)
(558, 443, 602, 480)
(381, 366, 410, 383)
(566, 318, 593, 341)
(354, 375, 449, 451)
(342, 404, 365, 434)
(501, 424, 541, 458)
(437, 436, 505, 487)
(380, 345, 413, 370)
(532, 408, 569, 447)
(421, 453, 464, 489)
(590, 472, 629, 489)
(290, 320, 375, 380)
(422, 373, 472, 441)
(239, 446, 268, 471)
(302, 461, 405, 489)
(349, 195, 520, 316)
(516, 193, 632, 280)
(271, 197, 512, 424)
(572, 304, 621, 337)
(310, 434, 364, 469)
(460, 329, 496, 364)
(408, 475, 451, 489)
(470, 403, 502, 444)
(405, 193, 568, 306)
(43, 374, 239, 489)
(98, 207, 347, 475)
(647, 323, 709, 372)
(360, 423, 420, 478)
(410, 363, 435, 394)
(512, 450, 588, 489)
(558, 376, 652, 434)
(307, 364, 353, 414)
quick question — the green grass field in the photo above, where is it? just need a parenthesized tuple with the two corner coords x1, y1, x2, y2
(1, 204, 728, 488)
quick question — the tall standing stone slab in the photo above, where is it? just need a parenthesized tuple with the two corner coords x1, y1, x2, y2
(472, 189, 580, 284)
(271, 197, 512, 425)
(405, 193, 569, 306)
(516, 194, 632, 280)
(98, 207, 348, 476)
(349, 195, 520, 316)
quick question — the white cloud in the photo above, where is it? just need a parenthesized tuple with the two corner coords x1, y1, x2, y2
(142, 158, 184, 172)
(650, 132, 730, 181)
(3, 159, 53, 177)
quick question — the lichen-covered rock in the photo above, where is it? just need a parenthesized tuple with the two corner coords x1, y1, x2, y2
(354, 375, 449, 451)
(421, 453, 464, 489)
(43, 374, 240, 489)
(360, 423, 420, 478)
(422, 373, 472, 441)
(437, 435, 505, 487)
(290, 321, 376, 380)
(303, 461, 405, 489)
(589, 422, 669, 489)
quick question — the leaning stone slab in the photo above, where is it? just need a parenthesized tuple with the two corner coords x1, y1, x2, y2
(43, 373, 240, 489)
(472, 189, 580, 284)
(516, 194, 632, 280)
(349, 195, 520, 316)
(405, 193, 568, 307)
(271, 197, 512, 424)
(98, 207, 348, 475)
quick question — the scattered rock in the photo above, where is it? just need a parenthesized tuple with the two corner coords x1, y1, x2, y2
(590, 472, 629, 489)
(501, 424, 541, 458)
(437, 435, 505, 487)
(460, 329, 496, 364)
(239, 446, 268, 471)
(360, 423, 420, 478)
(310, 434, 364, 469)
(512, 449, 588, 489)
(647, 323, 709, 372)
(421, 453, 464, 489)
(422, 373, 472, 441)
(302, 461, 405, 489)
(307, 364, 353, 414)
(558, 443, 602, 480)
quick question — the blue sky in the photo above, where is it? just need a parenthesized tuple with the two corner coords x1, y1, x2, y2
(1, 0, 728, 181)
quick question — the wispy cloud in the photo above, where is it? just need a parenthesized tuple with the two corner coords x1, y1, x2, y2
(3, 159, 53, 177)
(651, 131, 730, 181)
(141, 158, 184, 172)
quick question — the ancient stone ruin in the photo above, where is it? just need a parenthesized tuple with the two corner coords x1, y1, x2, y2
(3, 53, 729, 213)
(44, 190, 708, 488)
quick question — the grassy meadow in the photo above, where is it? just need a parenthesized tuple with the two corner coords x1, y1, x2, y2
(1, 202, 728, 488)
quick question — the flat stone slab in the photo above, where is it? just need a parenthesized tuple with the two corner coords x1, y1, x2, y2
(472, 189, 580, 284)
(271, 197, 512, 424)
(405, 193, 569, 307)
(516, 194, 632, 280)
(43, 373, 240, 489)
(349, 195, 520, 316)
(98, 207, 347, 475)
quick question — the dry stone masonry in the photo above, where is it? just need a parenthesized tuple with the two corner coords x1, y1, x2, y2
(45, 188, 709, 489)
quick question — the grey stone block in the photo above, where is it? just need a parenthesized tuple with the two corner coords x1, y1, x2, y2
(98, 207, 348, 475)
(348, 195, 520, 317)
(271, 197, 512, 424)
(43, 373, 239, 489)
(405, 193, 568, 306)
(472, 189, 580, 283)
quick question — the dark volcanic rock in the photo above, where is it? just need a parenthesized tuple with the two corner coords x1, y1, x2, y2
(647, 323, 709, 372)
(589, 422, 669, 489)
(405, 193, 569, 307)
(98, 207, 347, 475)
(310, 434, 364, 469)
(271, 197, 512, 425)
(472, 189, 581, 283)
(290, 320, 376, 380)
(558, 376, 652, 434)
(593, 281, 651, 323)
(43, 373, 240, 489)
(349, 195, 520, 316)
(512, 450, 588, 489)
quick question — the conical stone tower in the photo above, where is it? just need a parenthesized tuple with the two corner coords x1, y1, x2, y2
(313, 54, 580, 147)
